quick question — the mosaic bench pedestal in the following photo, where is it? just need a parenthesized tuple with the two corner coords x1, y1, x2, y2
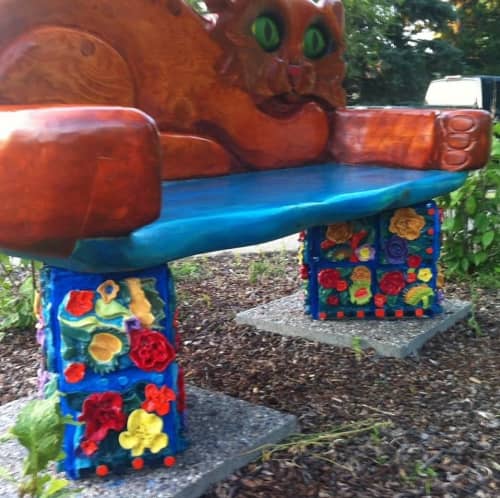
(300, 200, 445, 320)
(38, 265, 187, 479)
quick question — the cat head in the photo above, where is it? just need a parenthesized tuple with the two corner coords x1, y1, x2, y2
(203, 0, 346, 116)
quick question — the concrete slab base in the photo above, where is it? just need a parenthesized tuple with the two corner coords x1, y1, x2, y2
(0, 387, 297, 498)
(236, 292, 472, 358)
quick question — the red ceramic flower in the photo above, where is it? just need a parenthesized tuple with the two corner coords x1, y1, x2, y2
(177, 367, 186, 413)
(327, 295, 339, 306)
(379, 272, 406, 296)
(64, 362, 86, 383)
(66, 290, 94, 316)
(300, 264, 309, 280)
(318, 269, 341, 289)
(406, 272, 417, 283)
(130, 329, 176, 372)
(142, 384, 176, 416)
(320, 240, 335, 250)
(336, 280, 348, 292)
(374, 294, 387, 308)
(78, 392, 126, 442)
(350, 230, 368, 250)
(407, 255, 423, 268)
(80, 439, 98, 456)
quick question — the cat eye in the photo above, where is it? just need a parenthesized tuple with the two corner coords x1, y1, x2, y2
(303, 25, 329, 59)
(252, 15, 281, 52)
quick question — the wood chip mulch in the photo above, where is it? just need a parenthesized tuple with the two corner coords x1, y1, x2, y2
(0, 252, 498, 497)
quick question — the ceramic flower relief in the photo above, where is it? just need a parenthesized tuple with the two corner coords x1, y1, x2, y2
(318, 269, 341, 289)
(327, 295, 339, 306)
(326, 222, 353, 244)
(125, 316, 142, 333)
(351, 266, 371, 283)
(142, 384, 176, 416)
(78, 392, 126, 443)
(355, 244, 375, 262)
(97, 280, 120, 304)
(125, 278, 155, 328)
(64, 362, 86, 383)
(384, 235, 409, 264)
(87, 331, 129, 374)
(66, 290, 95, 317)
(119, 409, 168, 456)
(389, 208, 426, 241)
(404, 285, 435, 308)
(407, 255, 423, 268)
(374, 293, 387, 308)
(349, 283, 372, 305)
(80, 439, 99, 457)
(417, 268, 433, 283)
(299, 264, 309, 280)
(129, 328, 176, 372)
(379, 271, 406, 296)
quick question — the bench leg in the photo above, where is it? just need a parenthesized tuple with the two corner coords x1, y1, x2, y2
(36, 264, 187, 479)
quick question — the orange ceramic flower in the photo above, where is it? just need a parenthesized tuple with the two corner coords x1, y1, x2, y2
(326, 222, 353, 244)
(142, 384, 176, 416)
(351, 266, 371, 283)
(97, 280, 120, 304)
(64, 362, 86, 383)
(389, 208, 426, 241)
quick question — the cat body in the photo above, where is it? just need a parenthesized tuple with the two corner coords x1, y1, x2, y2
(0, 0, 347, 179)
(0, 0, 491, 256)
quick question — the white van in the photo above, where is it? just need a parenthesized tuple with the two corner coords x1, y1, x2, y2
(425, 75, 500, 119)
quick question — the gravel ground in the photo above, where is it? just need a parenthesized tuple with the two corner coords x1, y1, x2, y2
(0, 252, 498, 497)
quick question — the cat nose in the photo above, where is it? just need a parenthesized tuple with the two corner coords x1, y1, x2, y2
(287, 64, 303, 88)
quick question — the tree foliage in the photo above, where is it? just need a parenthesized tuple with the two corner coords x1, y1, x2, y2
(445, 0, 500, 75)
(343, 0, 464, 105)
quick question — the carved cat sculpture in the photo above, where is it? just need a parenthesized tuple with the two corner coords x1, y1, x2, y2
(0, 0, 491, 257)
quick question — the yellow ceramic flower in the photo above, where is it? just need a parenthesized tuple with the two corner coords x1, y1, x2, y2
(389, 208, 426, 241)
(119, 409, 168, 457)
(404, 285, 434, 309)
(88, 333, 124, 363)
(351, 266, 371, 283)
(97, 280, 120, 304)
(417, 268, 433, 283)
(125, 278, 155, 327)
(326, 222, 353, 244)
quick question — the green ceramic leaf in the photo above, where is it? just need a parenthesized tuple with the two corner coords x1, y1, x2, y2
(95, 299, 132, 320)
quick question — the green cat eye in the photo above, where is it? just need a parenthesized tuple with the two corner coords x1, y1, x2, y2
(303, 26, 328, 59)
(252, 16, 281, 52)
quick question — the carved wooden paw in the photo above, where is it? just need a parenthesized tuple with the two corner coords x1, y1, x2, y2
(436, 110, 492, 171)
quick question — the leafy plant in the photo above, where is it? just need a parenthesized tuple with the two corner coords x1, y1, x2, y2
(1, 393, 75, 497)
(248, 253, 287, 284)
(170, 259, 204, 282)
(252, 418, 392, 471)
(438, 124, 500, 287)
(0, 256, 39, 334)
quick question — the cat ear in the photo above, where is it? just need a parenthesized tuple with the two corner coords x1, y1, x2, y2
(203, 0, 234, 13)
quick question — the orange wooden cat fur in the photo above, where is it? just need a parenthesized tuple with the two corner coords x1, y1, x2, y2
(0, 0, 492, 256)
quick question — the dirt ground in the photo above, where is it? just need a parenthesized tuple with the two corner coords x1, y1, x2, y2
(0, 252, 498, 497)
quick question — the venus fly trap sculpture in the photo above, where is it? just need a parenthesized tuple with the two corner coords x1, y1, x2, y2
(0, 0, 491, 480)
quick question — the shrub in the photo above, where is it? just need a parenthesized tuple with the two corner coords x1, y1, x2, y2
(438, 123, 500, 287)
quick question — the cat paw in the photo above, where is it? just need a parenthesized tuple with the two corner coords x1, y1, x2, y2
(436, 110, 492, 171)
